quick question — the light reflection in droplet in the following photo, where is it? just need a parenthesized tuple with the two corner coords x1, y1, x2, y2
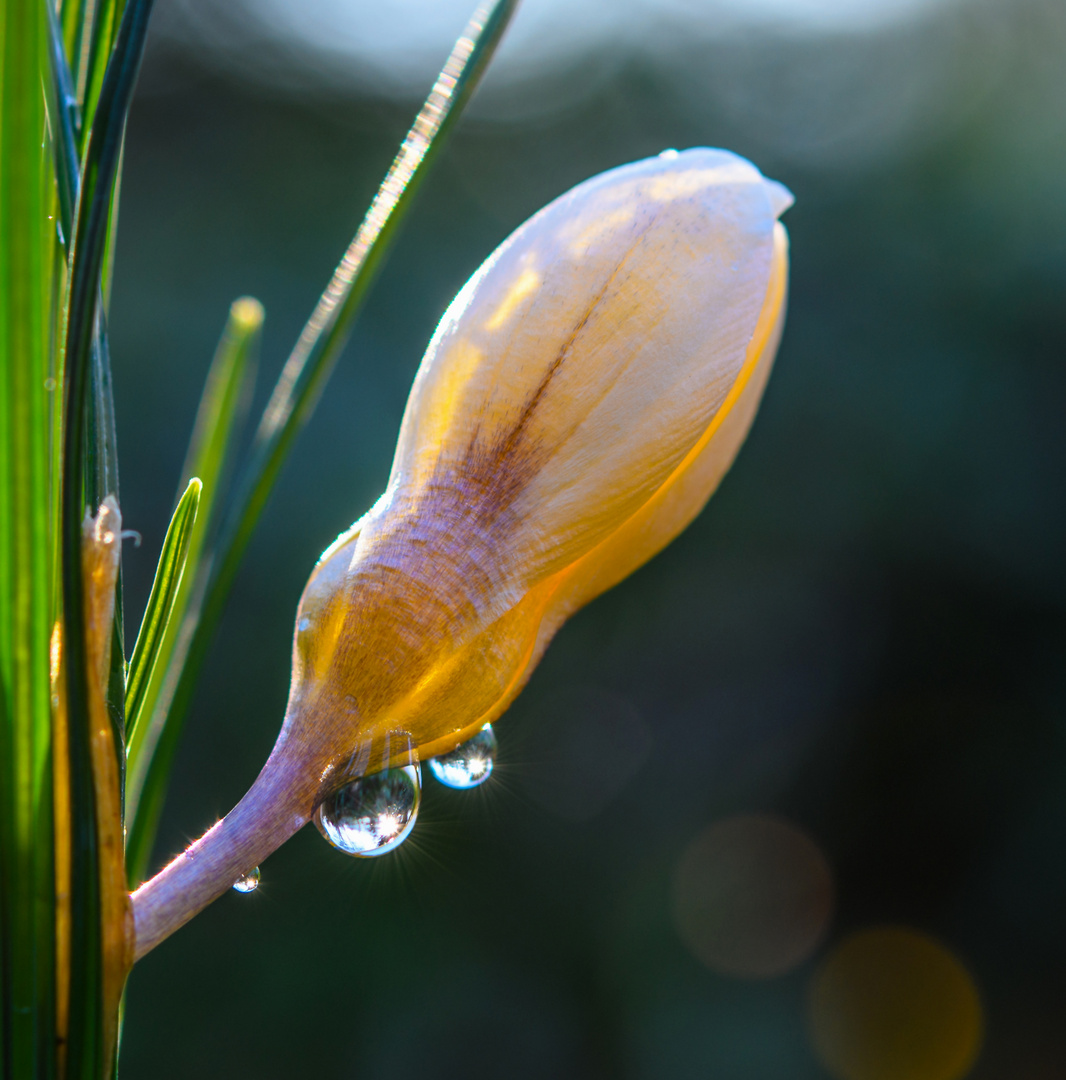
(315, 764, 422, 857)
(232, 866, 260, 893)
(808, 926, 983, 1080)
(428, 724, 497, 789)
(672, 814, 834, 978)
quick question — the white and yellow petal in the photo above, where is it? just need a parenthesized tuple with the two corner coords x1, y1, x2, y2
(283, 148, 793, 784)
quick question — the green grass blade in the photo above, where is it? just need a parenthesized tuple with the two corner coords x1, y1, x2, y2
(62, 0, 153, 743)
(46, 0, 81, 250)
(234, 0, 519, 558)
(175, 298, 264, 517)
(100, 144, 123, 313)
(125, 478, 200, 751)
(60, 0, 94, 111)
(64, 0, 153, 425)
(88, 316, 127, 781)
(0, 0, 58, 1073)
(77, 0, 128, 158)
(122, 0, 518, 883)
(124, 299, 262, 879)
(49, 0, 127, 788)
(85, 311, 120, 516)
(48, 0, 124, 681)
(54, 0, 127, 315)
(61, 1, 155, 1073)
(47, 0, 122, 525)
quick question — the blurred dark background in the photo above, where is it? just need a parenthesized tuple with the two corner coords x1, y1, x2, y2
(114, 0, 1066, 1076)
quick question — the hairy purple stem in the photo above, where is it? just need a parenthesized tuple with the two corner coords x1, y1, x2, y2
(131, 750, 309, 960)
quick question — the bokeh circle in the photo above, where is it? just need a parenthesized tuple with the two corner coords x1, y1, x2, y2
(672, 814, 834, 979)
(808, 925, 983, 1080)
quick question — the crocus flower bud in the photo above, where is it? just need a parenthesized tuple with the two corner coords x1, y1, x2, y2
(132, 148, 791, 958)
(286, 147, 792, 782)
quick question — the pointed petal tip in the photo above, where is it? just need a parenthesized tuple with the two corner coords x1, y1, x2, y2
(765, 179, 795, 219)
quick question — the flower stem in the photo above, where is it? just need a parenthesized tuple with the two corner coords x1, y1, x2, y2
(130, 749, 309, 959)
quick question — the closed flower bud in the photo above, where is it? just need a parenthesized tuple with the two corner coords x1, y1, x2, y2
(287, 147, 792, 783)
(132, 147, 792, 957)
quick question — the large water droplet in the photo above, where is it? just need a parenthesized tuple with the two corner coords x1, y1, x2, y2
(315, 764, 421, 856)
(428, 724, 497, 789)
(232, 866, 260, 893)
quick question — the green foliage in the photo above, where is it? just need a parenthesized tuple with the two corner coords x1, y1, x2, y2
(124, 298, 262, 882)
(0, 0, 516, 1074)
(0, 1, 57, 1073)
(124, 479, 201, 766)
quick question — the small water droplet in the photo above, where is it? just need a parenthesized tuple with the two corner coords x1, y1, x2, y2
(232, 866, 260, 893)
(315, 764, 421, 857)
(429, 724, 497, 789)
(659, 148, 680, 160)
(44, 377, 56, 391)
(298, 617, 311, 633)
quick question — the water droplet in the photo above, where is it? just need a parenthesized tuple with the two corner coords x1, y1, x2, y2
(44, 377, 56, 391)
(659, 148, 680, 160)
(429, 724, 497, 789)
(232, 866, 260, 893)
(315, 764, 421, 857)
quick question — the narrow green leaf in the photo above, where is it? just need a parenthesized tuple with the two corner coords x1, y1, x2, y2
(60, 0, 94, 111)
(49, 0, 128, 797)
(52, 0, 128, 317)
(125, 478, 200, 749)
(124, 298, 262, 881)
(45, 0, 81, 249)
(46, 0, 122, 518)
(176, 298, 265, 517)
(61, 1, 155, 1073)
(78, 0, 128, 158)
(49, 0, 125, 652)
(236, 0, 520, 553)
(88, 320, 127, 788)
(100, 145, 123, 314)
(64, 0, 153, 432)
(0, 0, 58, 1073)
(123, 0, 519, 886)
(61, 0, 153, 774)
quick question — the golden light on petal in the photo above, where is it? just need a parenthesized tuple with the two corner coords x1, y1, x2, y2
(808, 926, 983, 1080)
(671, 814, 833, 979)
(484, 267, 541, 330)
(562, 206, 637, 256)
